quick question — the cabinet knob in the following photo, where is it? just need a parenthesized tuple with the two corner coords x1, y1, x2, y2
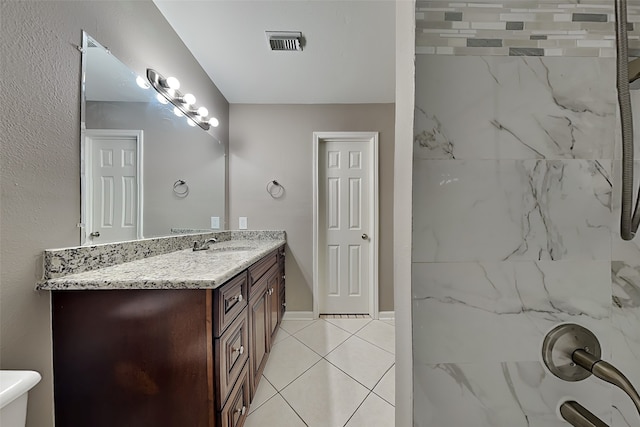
(237, 294, 243, 302)
(233, 345, 244, 355)
(89, 231, 100, 238)
(282, 275, 286, 280)
(282, 302, 287, 307)
(236, 406, 246, 415)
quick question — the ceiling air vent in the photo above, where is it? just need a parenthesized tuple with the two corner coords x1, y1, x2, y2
(266, 31, 303, 51)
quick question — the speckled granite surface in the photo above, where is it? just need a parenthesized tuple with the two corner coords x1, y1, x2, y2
(42, 230, 285, 280)
(170, 228, 215, 234)
(38, 238, 285, 290)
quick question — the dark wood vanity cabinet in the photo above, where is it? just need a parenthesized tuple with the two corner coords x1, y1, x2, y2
(51, 246, 284, 427)
(247, 248, 284, 398)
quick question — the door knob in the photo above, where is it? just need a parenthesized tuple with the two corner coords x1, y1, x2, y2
(361, 233, 368, 240)
(89, 231, 100, 238)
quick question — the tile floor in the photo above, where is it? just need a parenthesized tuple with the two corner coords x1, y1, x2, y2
(245, 317, 396, 427)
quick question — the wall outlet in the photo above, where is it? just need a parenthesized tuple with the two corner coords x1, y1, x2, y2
(239, 217, 248, 230)
(210, 216, 220, 229)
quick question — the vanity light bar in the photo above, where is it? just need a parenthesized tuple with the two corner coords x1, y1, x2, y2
(146, 69, 218, 131)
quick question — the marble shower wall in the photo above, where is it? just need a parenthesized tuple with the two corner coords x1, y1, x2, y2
(412, 55, 640, 426)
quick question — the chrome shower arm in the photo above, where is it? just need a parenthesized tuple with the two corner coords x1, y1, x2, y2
(572, 349, 640, 418)
(560, 401, 609, 427)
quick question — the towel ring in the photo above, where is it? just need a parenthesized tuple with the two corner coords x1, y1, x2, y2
(266, 180, 284, 199)
(173, 179, 189, 198)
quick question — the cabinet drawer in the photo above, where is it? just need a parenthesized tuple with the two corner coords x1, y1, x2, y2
(248, 251, 277, 298)
(214, 272, 248, 337)
(218, 363, 250, 427)
(215, 309, 249, 409)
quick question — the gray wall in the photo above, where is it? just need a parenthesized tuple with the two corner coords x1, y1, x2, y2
(0, 2, 229, 426)
(229, 104, 395, 312)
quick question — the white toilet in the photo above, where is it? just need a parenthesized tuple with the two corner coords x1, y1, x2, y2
(0, 371, 42, 427)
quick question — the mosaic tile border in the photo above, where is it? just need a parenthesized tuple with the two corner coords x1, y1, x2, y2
(416, 1, 640, 56)
(42, 230, 286, 280)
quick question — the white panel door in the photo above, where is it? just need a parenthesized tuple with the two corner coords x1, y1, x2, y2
(319, 140, 370, 313)
(86, 131, 141, 243)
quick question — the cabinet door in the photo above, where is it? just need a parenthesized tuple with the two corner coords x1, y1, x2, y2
(278, 247, 286, 323)
(267, 267, 280, 342)
(248, 281, 270, 398)
(52, 290, 213, 427)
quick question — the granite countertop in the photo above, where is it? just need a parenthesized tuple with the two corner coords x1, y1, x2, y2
(38, 239, 285, 291)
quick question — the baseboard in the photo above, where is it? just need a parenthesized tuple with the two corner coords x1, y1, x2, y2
(378, 311, 395, 321)
(282, 311, 314, 320)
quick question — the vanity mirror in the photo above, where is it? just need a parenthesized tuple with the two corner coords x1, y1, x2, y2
(80, 32, 225, 245)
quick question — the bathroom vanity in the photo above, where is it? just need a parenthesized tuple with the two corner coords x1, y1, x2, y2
(39, 232, 285, 427)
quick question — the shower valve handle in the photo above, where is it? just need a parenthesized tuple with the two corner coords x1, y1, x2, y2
(542, 324, 640, 424)
(572, 349, 640, 418)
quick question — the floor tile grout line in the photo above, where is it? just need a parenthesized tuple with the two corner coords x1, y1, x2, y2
(369, 363, 396, 407)
(279, 318, 319, 335)
(247, 375, 279, 415)
(372, 390, 396, 408)
(322, 317, 374, 335)
(319, 325, 362, 359)
(321, 353, 391, 393)
(322, 337, 395, 392)
(246, 385, 309, 426)
(289, 322, 352, 359)
(268, 349, 384, 424)
(352, 322, 396, 355)
(352, 334, 395, 356)
(277, 390, 310, 427)
(247, 389, 278, 417)
(341, 390, 375, 427)
(252, 319, 396, 426)
(276, 321, 395, 394)
(269, 357, 324, 394)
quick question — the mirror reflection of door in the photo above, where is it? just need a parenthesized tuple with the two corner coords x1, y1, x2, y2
(84, 129, 143, 244)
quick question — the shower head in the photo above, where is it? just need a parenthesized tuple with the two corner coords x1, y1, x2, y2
(629, 57, 640, 90)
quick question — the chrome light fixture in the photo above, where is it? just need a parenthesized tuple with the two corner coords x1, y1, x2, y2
(147, 69, 219, 131)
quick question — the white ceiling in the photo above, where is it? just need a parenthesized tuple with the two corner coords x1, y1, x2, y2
(153, 1, 396, 104)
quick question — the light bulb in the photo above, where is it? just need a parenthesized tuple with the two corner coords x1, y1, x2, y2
(182, 93, 196, 105)
(208, 117, 219, 127)
(136, 75, 150, 89)
(187, 118, 197, 127)
(156, 94, 169, 104)
(173, 106, 184, 117)
(197, 107, 209, 117)
(165, 76, 180, 90)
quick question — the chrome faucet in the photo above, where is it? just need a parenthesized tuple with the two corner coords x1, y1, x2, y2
(192, 238, 218, 251)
